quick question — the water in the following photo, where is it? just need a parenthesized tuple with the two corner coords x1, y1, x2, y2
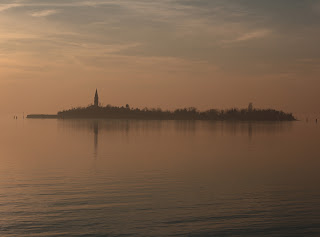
(0, 118, 319, 236)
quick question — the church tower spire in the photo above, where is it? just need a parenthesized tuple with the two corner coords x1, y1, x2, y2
(94, 89, 99, 107)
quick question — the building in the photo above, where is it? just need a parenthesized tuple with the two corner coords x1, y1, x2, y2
(94, 89, 99, 107)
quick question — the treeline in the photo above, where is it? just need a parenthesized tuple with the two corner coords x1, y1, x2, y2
(57, 105, 295, 121)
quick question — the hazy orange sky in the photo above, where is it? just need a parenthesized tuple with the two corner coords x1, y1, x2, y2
(1, 0, 320, 115)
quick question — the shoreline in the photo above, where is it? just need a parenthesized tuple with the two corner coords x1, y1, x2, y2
(26, 114, 297, 122)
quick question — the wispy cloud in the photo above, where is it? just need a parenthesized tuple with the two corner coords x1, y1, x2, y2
(223, 29, 271, 44)
(235, 29, 271, 42)
(30, 9, 58, 17)
(0, 3, 21, 12)
(0, 0, 318, 78)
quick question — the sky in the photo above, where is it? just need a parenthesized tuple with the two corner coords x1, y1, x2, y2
(0, 0, 320, 115)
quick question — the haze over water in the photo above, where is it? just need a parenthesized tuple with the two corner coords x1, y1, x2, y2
(0, 118, 319, 236)
(1, 0, 320, 235)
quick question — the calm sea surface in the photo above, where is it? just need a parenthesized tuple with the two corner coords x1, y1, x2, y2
(0, 118, 319, 236)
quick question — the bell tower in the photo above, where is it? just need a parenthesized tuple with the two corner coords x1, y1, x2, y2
(94, 89, 99, 107)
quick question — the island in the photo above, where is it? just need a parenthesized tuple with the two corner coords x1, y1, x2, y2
(27, 114, 58, 119)
(27, 90, 296, 121)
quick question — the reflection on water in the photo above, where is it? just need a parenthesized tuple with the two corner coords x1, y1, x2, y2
(57, 119, 293, 134)
(0, 118, 319, 236)
(93, 121, 98, 158)
(57, 119, 294, 156)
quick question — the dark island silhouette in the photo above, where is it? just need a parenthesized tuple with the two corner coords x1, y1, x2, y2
(27, 89, 295, 121)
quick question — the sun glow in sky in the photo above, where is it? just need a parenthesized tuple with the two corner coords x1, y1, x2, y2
(0, 0, 320, 115)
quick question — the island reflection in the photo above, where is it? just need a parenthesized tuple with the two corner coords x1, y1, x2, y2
(57, 120, 293, 156)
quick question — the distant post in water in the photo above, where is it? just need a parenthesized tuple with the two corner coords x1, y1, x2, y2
(94, 89, 99, 107)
